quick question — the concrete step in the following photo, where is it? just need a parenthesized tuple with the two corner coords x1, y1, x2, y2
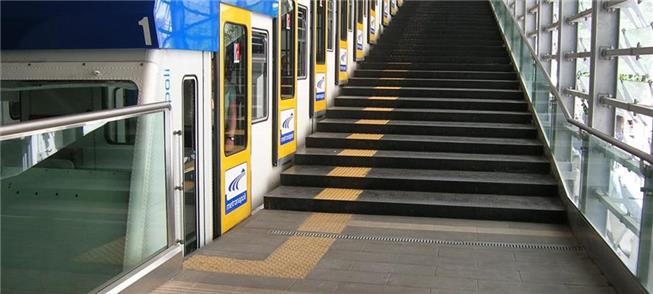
(264, 186, 565, 223)
(306, 132, 544, 155)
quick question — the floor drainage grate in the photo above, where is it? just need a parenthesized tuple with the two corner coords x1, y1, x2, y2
(269, 229, 583, 251)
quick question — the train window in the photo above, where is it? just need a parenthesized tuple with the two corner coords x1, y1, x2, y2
(316, 1, 326, 64)
(327, 0, 334, 51)
(281, 4, 295, 98)
(182, 75, 198, 254)
(348, 0, 354, 32)
(252, 31, 268, 123)
(223, 23, 248, 156)
(339, 0, 347, 41)
(0, 80, 138, 126)
(298, 6, 308, 79)
(363, 0, 367, 17)
(357, 0, 363, 23)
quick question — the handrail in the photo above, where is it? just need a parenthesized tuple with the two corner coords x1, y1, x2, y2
(0, 101, 171, 140)
(489, 0, 653, 165)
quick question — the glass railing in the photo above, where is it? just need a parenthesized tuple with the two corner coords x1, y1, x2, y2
(490, 0, 653, 291)
(0, 107, 169, 293)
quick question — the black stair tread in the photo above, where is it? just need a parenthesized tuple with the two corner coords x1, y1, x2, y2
(319, 118, 535, 130)
(310, 132, 543, 146)
(348, 77, 518, 84)
(265, 186, 564, 211)
(282, 165, 558, 186)
(355, 69, 515, 75)
(342, 86, 521, 95)
(335, 96, 527, 105)
(298, 147, 548, 163)
(329, 106, 531, 117)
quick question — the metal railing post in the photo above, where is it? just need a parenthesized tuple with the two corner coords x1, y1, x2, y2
(587, 0, 617, 134)
(557, 0, 578, 113)
(538, 0, 553, 73)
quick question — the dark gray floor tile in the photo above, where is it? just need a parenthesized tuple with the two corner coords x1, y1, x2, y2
(436, 267, 520, 282)
(566, 285, 616, 294)
(519, 269, 609, 286)
(388, 273, 477, 291)
(306, 269, 389, 285)
(184, 270, 297, 290)
(348, 260, 436, 275)
(336, 282, 430, 294)
(477, 280, 569, 294)
(289, 279, 340, 293)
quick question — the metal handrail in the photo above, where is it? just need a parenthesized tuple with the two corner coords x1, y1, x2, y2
(490, 0, 653, 165)
(0, 101, 171, 140)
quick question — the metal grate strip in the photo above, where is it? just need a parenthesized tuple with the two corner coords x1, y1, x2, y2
(269, 229, 583, 252)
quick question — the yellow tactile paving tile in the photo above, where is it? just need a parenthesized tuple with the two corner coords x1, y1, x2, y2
(338, 149, 377, 157)
(183, 213, 351, 279)
(314, 188, 363, 201)
(363, 107, 394, 111)
(327, 166, 371, 177)
(297, 213, 352, 233)
(367, 96, 398, 100)
(184, 236, 333, 279)
(74, 238, 124, 265)
(355, 119, 389, 124)
(373, 86, 401, 90)
(346, 133, 384, 140)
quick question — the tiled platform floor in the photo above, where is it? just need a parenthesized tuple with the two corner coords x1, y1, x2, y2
(152, 210, 615, 294)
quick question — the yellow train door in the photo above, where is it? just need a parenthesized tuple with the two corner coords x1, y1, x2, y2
(337, 0, 349, 84)
(275, 0, 298, 162)
(368, 0, 377, 44)
(312, 0, 328, 114)
(217, 4, 252, 234)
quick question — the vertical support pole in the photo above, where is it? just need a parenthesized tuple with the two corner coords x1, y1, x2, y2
(553, 0, 578, 189)
(557, 0, 577, 112)
(539, 0, 553, 73)
(587, 0, 617, 134)
(637, 163, 653, 287)
(525, 0, 536, 49)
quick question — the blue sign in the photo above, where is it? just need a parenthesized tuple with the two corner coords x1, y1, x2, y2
(1, 0, 278, 51)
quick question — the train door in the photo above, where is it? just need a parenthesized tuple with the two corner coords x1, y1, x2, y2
(337, 0, 349, 84)
(182, 76, 199, 254)
(275, 0, 297, 163)
(311, 0, 328, 115)
(382, 0, 390, 26)
(390, 0, 397, 16)
(368, 0, 377, 44)
(355, 0, 364, 60)
(216, 4, 252, 235)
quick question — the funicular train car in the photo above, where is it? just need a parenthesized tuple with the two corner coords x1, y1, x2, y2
(0, 0, 391, 292)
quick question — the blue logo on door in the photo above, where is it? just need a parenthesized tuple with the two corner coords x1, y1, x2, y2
(280, 109, 294, 145)
(225, 165, 247, 214)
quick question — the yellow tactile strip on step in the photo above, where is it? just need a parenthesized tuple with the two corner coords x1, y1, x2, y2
(183, 213, 351, 279)
(355, 119, 389, 125)
(363, 107, 394, 111)
(338, 149, 377, 157)
(367, 96, 398, 100)
(328, 167, 371, 177)
(314, 188, 363, 201)
(373, 86, 401, 90)
(347, 133, 384, 140)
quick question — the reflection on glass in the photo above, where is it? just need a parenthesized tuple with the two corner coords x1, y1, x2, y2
(0, 112, 167, 293)
(252, 32, 269, 122)
(298, 6, 308, 78)
(224, 23, 248, 155)
(281, 5, 296, 98)
(183, 78, 198, 254)
(0, 80, 138, 126)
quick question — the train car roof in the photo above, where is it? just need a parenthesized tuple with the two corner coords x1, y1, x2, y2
(1, 0, 279, 52)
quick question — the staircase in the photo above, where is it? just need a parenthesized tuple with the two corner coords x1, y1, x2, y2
(264, 0, 565, 223)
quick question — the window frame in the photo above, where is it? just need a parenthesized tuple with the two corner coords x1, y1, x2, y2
(281, 4, 296, 99)
(327, 0, 334, 51)
(297, 5, 308, 80)
(223, 21, 249, 157)
(251, 29, 269, 124)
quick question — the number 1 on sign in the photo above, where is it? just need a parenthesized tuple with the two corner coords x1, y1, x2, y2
(138, 16, 153, 46)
